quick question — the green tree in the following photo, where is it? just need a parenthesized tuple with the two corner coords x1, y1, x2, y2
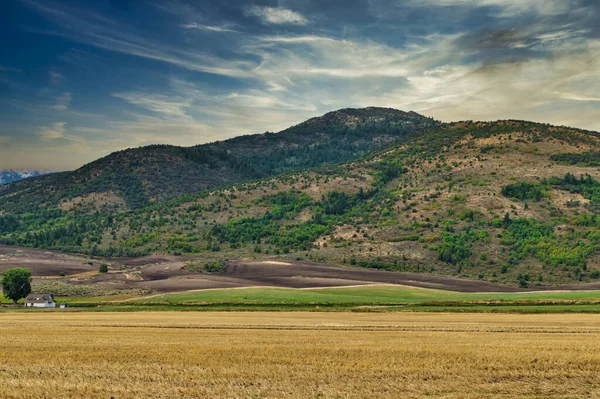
(1, 268, 32, 304)
(502, 212, 512, 227)
(99, 264, 109, 273)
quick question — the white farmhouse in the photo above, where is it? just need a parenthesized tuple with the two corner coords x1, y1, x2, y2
(24, 294, 56, 308)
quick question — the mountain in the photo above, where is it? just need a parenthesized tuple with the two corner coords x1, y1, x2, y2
(2, 114, 600, 287)
(0, 107, 437, 213)
(0, 170, 45, 186)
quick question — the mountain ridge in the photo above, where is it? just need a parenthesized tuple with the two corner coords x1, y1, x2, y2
(0, 107, 437, 212)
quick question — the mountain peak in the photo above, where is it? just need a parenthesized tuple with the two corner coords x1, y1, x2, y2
(284, 107, 434, 133)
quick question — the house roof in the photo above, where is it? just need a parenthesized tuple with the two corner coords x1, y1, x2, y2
(25, 294, 55, 303)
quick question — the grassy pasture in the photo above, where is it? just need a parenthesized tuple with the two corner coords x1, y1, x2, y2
(1, 312, 600, 398)
(134, 284, 600, 304)
(4, 284, 600, 312)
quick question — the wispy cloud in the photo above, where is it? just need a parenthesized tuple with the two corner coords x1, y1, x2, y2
(244, 6, 307, 25)
(181, 22, 239, 33)
(20, 0, 256, 79)
(0, 66, 22, 73)
(51, 92, 72, 111)
(49, 69, 64, 85)
(554, 92, 600, 102)
(39, 122, 66, 141)
(112, 92, 193, 119)
(404, 0, 571, 17)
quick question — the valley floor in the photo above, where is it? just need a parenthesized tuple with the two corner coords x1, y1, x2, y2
(5, 244, 600, 298)
(1, 312, 600, 398)
(3, 244, 600, 312)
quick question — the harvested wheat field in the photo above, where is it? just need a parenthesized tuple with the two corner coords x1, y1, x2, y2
(1, 312, 600, 398)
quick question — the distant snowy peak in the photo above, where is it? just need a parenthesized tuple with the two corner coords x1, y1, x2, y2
(0, 170, 45, 186)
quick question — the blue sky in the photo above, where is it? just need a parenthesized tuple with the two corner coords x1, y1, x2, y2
(1, 0, 599, 170)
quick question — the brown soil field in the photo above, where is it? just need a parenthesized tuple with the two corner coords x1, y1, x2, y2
(0, 245, 525, 293)
(4, 245, 600, 294)
(1, 312, 600, 398)
(0, 245, 97, 276)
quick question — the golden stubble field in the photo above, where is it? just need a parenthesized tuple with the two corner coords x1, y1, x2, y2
(1, 312, 600, 398)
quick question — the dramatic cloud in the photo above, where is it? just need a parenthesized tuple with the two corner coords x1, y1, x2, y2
(1, 0, 598, 170)
(244, 6, 307, 25)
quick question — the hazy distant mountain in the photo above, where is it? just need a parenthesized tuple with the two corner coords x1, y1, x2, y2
(0, 170, 45, 186)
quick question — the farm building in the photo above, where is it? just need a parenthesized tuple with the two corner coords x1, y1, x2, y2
(24, 294, 56, 308)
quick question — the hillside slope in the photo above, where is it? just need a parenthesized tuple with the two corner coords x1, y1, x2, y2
(0, 107, 436, 212)
(1, 119, 599, 287)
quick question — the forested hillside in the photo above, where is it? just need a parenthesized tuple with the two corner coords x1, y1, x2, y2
(0, 107, 436, 213)
(1, 118, 599, 286)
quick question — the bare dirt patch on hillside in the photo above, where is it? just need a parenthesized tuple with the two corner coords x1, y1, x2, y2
(59, 191, 126, 211)
(0, 245, 96, 276)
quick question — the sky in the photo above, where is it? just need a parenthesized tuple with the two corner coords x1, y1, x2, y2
(1, 0, 599, 171)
